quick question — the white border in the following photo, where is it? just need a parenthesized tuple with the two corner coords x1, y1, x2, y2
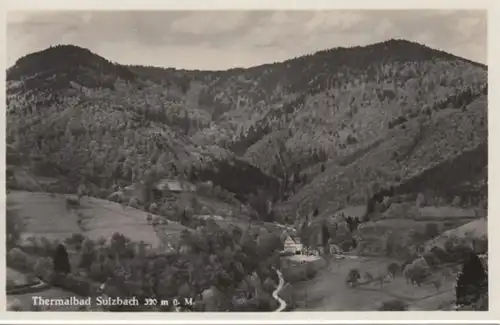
(1, 0, 498, 323)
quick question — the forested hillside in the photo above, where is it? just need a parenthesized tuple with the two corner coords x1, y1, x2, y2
(6, 39, 488, 223)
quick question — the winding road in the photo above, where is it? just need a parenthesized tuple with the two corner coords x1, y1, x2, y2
(272, 268, 287, 312)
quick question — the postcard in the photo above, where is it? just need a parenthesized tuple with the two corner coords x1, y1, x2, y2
(1, 0, 496, 323)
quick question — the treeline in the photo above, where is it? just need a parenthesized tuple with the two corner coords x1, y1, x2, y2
(7, 212, 285, 311)
(190, 159, 280, 203)
(8, 45, 136, 93)
(389, 85, 487, 129)
(364, 142, 487, 215)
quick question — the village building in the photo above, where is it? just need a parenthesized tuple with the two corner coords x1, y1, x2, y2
(192, 214, 224, 221)
(151, 178, 196, 199)
(283, 235, 303, 254)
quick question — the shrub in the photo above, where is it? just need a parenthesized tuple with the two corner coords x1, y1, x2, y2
(128, 197, 140, 209)
(424, 223, 440, 239)
(65, 197, 80, 210)
(422, 251, 440, 269)
(7, 248, 36, 272)
(387, 262, 400, 277)
(430, 246, 449, 263)
(404, 258, 431, 286)
(34, 257, 53, 279)
(148, 202, 158, 213)
(65, 233, 86, 251)
(346, 268, 361, 286)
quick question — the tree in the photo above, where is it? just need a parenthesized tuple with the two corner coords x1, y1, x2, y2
(341, 240, 353, 252)
(110, 232, 128, 257)
(429, 276, 443, 292)
(345, 216, 361, 233)
(321, 223, 330, 247)
(408, 228, 424, 244)
(422, 251, 440, 269)
(148, 202, 158, 213)
(384, 232, 396, 256)
(65, 233, 86, 251)
(53, 244, 71, 274)
(77, 183, 88, 201)
(430, 246, 449, 263)
(387, 262, 400, 278)
(128, 197, 140, 209)
(257, 233, 283, 259)
(6, 208, 22, 250)
(415, 193, 426, 208)
(79, 239, 96, 270)
(403, 258, 430, 286)
(424, 223, 440, 239)
(34, 257, 53, 279)
(346, 268, 361, 287)
(452, 243, 473, 261)
(248, 190, 274, 222)
(444, 236, 457, 254)
(452, 196, 461, 207)
(455, 252, 487, 308)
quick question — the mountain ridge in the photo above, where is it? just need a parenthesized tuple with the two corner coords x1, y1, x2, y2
(6, 38, 488, 224)
(10, 38, 486, 73)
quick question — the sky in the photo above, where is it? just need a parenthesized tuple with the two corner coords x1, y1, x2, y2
(6, 10, 487, 70)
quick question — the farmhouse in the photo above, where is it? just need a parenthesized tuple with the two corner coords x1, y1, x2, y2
(283, 235, 303, 254)
(193, 214, 224, 221)
(151, 179, 196, 199)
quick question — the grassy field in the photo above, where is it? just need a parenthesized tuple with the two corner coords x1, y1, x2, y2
(291, 256, 457, 311)
(424, 217, 487, 250)
(7, 191, 189, 247)
(7, 267, 32, 285)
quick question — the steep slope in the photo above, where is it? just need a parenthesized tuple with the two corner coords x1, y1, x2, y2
(7, 40, 487, 223)
(6, 45, 279, 204)
(127, 40, 487, 206)
(197, 39, 486, 164)
(277, 95, 487, 221)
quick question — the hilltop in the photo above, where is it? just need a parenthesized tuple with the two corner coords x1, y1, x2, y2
(6, 39, 488, 225)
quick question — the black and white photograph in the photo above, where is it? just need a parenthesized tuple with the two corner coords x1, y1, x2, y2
(5, 9, 488, 313)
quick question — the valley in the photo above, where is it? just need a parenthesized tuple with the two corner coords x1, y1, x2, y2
(5, 37, 488, 312)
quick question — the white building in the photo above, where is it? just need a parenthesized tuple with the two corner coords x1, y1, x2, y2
(283, 236, 303, 254)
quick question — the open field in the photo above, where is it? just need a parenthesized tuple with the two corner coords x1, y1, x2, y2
(7, 267, 34, 286)
(7, 191, 189, 247)
(291, 256, 457, 311)
(424, 217, 487, 250)
(328, 203, 477, 226)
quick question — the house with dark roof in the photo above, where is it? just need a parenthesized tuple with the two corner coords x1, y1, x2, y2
(153, 178, 196, 193)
